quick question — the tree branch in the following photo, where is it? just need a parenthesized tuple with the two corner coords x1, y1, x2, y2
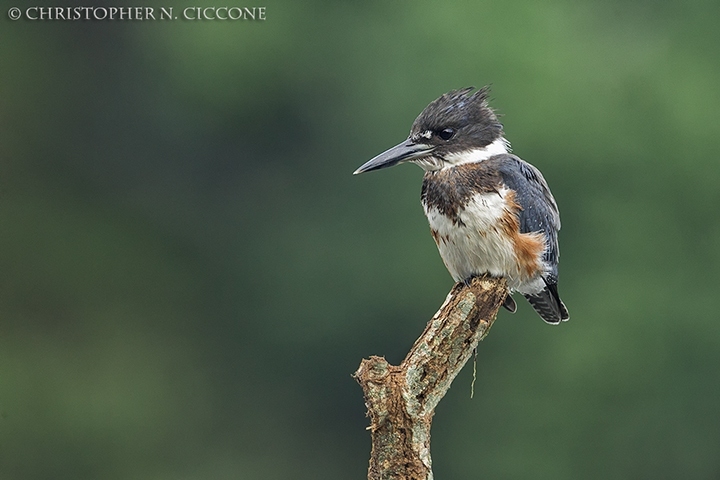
(354, 275, 508, 480)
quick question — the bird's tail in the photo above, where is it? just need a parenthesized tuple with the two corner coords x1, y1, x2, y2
(523, 283, 569, 324)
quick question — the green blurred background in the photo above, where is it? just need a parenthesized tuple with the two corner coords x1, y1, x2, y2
(1, 0, 719, 478)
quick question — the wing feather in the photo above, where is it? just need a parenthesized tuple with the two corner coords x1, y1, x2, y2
(487, 155, 561, 280)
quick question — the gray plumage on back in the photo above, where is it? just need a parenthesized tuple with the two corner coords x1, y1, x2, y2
(493, 155, 561, 274)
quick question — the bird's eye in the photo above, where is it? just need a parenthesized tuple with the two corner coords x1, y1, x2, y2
(438, 128, 455, 141)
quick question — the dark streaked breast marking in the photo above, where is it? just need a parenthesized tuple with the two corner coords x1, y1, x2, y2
(421, 162, 502, 223)
(430, 228, 450, 245)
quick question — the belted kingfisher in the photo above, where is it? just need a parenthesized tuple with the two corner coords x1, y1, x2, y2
(354, 87, 569, 324)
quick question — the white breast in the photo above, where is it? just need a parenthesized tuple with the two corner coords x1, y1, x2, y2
(424, 187, 542, 291)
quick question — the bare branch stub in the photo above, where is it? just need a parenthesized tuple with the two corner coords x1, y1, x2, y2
(354, 275, 508, 480)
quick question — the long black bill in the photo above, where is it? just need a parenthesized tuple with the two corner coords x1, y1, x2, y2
(353, 139, 434, 175)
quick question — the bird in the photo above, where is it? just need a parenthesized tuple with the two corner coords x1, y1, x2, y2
(354, 87, 569, 324)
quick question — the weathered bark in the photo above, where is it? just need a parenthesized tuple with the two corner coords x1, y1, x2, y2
(354, 275, 508, 480)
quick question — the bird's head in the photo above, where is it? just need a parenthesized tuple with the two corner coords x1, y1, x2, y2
(354, 87, 509, 175)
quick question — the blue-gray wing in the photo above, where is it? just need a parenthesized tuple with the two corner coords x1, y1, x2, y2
(488, 154, 568, 323)
(490, 154, 561, 278)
